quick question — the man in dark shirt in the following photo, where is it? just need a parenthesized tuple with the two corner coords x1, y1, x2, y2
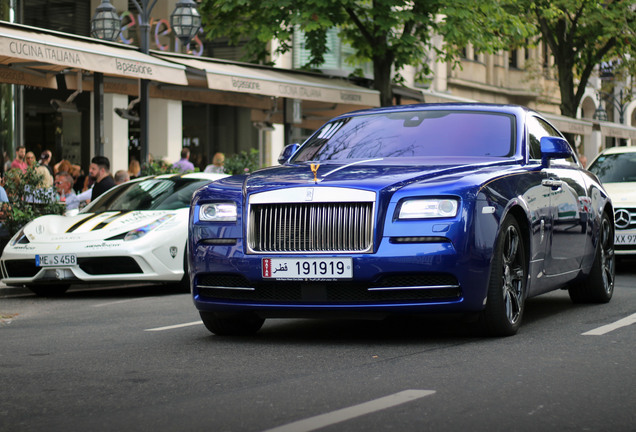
(89, 156, 116, 201)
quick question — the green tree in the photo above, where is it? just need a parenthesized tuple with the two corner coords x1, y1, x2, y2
(200, 0, 532, 106)
(223, 149, 260, 175)
(2, 167, 65, 236)
(140, 159, 182, 176)
(522, 0, 635, 118)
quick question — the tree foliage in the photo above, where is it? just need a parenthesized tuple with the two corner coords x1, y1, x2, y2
(140, 160, 182, 176)
(200, 0, 532, 106)
(2, 167, 65, 236)
(223, 149, 260, 175)
(520, 0, 635, 117)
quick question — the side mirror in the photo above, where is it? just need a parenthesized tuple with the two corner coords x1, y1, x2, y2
(278, 143, 300, 164)
(540, 136, 573, 167)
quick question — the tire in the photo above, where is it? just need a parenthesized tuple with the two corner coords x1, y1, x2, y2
(482, 216, 527, 337)
(28, 284, 70, 297)
(568, 212, 615, 304)
(199, 311, 265, 336)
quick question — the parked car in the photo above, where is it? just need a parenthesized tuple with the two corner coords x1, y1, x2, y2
(588, 146, 636, 258)
(189, 103, 615, 337)
(1, 172, 227, 296)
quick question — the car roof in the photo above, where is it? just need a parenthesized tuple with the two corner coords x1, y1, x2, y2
(333, 102, 531, 120)
(141, 172, 228, 181)
(596, 146, 636, 156)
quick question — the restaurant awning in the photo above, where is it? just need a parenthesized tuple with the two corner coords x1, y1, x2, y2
(155, 52, 380, 107)
(0, 21, 187, 88)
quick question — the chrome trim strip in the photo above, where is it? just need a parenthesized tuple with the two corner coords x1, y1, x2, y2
(367, 285, 460, 291)
(246, 187, 376, 255)
(198, 285, 255, 291)
(249, 187, 375, 204)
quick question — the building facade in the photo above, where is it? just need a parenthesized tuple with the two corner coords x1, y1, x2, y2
(1, 0, 634, 177)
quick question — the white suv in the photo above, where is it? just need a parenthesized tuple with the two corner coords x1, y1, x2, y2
(588, 146, 636, 256)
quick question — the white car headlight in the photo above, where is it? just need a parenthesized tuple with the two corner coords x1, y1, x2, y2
(10, 227, 29, 246)
(398, 198, 459, 219)
(199, 203, 237, 222)
(123, 215, 174, 241)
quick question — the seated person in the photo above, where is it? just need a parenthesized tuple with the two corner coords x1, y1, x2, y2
(55, 171, 81, 211)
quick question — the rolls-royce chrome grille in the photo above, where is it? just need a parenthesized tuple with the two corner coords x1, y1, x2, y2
(247, 187, 376, 254)
(249, 202, 374, 253)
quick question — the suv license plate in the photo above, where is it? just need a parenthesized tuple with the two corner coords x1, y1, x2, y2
(615, 233, 636, 245)
(36, 254, 77, 267)
(262, 258, 352, 279)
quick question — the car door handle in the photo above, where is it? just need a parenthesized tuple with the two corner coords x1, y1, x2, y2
(542, 179, 562, 190)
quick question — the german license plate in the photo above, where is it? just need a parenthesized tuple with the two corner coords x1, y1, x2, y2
(262, 258, 352, 279)
(36, 254, 77, 267)
(615, 233, 636, 245)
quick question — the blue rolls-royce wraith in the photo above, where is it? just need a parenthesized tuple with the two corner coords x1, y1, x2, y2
(188, 103, 614, 336)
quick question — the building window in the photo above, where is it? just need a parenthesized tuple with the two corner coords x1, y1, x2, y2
(509, 49, 518, 69)
(293, 27, 371, 77)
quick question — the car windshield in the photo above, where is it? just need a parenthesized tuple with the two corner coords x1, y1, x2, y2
(291, 110, 515, 162)
(84, 177, 210, 213)
(588, 152, 636, 183)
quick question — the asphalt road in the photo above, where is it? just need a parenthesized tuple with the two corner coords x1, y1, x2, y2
(1, 265, 635, 432)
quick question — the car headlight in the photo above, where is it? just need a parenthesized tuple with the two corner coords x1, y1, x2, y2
(10, 227, 29, 246)
(398, 198, 459, 219)
(199, 203, 237, 222)
(121, 215, 174, 241)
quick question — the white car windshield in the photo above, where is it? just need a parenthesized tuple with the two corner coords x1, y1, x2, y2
(84, 177, 209, 212)
(588, 152, 636, 183)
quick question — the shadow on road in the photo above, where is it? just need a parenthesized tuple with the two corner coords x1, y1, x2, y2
(2, 283, 188, 299)
(65, 283, 187, 298)
(197, 288, 615, 344)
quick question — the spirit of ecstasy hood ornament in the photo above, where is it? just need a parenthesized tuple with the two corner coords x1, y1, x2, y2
(310, 163, 320, 183)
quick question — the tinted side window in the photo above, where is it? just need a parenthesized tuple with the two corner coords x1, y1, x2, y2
(527, 117, 543, 160)
(527, 116, 575, 165)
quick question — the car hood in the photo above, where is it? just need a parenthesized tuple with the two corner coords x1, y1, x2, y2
(603, 182, 636, 207)
(21, 209, 184, 243)
(244, 158, 515, 194)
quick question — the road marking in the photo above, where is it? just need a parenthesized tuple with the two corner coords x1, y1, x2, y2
(582, 312, 636, 336)
(92, 298, 147, 308)
(145, 321, 203, 332)
(261, 389, 435, 432)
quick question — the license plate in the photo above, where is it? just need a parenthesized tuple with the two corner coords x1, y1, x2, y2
(615, 233, 636, 245)
(262, 258, 352, 279)
(36, 254, 77, 267)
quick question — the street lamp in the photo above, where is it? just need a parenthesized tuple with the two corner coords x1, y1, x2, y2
(171, 0, 202, 45)
(593, 103, 608, 122)
(593, 89, 630, 124)
(90, 0, 121, 41)
(91, 0, 201, 164)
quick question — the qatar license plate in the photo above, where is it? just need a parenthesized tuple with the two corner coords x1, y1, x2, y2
(262, 258, 352, 279)
(615, 233, 636, 245)
(36, 254, 77, 267)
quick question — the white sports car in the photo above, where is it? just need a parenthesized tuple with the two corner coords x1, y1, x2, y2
(0, 172, 226, 296)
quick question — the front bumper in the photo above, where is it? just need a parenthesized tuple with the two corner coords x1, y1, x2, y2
(191, 238, 492, 316)
(1, 240, 185, 286)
